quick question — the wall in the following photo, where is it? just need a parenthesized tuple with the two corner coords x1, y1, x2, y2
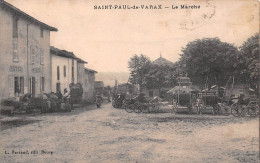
(51, 54, 77, 94)
(83, 70, 95, 101)
(0, 7, 51, 100)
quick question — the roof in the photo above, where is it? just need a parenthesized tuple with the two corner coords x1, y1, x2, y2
(167, 86, 199, 94)
(153, 56, 174, 66)
(50, 46, 88, 63)
(95, 81, 104, 88)
(0, 0, 57, 31)
(50, 46, 78, 59)
(85, 67, 97, 73)
(77, 58, 88, 64)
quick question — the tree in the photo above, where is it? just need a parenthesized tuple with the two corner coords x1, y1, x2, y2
(143, 65, 177, 96)
(238, 33, 259, 94)
(128, 54, 151, 91)
(180, 38, 239, 88)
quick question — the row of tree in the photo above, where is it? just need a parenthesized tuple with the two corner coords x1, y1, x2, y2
(128, 33, 259, 95)
(128, 54, 179, 93)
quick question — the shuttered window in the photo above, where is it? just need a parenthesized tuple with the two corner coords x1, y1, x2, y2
(13, 39, 19, 62)
(40, 49, 44, 65)
(57, 66, 60, 80)
(64, 65, 66, 77)
(13, 16, 18, 38)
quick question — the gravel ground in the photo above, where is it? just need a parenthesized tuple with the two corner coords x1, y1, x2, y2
(0, 103, 259, 163)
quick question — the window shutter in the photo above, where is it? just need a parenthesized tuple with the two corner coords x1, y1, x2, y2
(40, 49, 44, 65)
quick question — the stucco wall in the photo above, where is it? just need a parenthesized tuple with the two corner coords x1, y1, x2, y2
(83, 71, 95, 101)
(0, 7, 52, 100)
(51, 54, 77, 94)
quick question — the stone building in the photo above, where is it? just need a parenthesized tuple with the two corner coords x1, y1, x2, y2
(0, 0, 57, 100)
(82, 68, 97, 101)
(94, 81, 104, 96)
(50, 46, 87, 95)
(152, 54, 174, 67)
(77, 58, 97, 102)
(143, 55, 174, 98)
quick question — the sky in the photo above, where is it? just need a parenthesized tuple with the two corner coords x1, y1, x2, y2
(5, 0, 259, 73)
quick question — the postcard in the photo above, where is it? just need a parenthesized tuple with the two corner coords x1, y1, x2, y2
(0, 0, 259, 162)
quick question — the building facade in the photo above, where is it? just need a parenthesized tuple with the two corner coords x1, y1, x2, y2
(94, 81, 104, 96)
(50, 46, 79, 95)
(0, 0, 57, 100)
(82, 68, 97, 101)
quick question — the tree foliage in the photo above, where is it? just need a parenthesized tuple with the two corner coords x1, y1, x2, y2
(180, 38, 239, 87)
(143, 64, 177, 95)
(238, 33, 259, 92)
(128, 54, 151, 90)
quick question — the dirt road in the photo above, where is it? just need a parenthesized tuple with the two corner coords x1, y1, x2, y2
(0, 103, 259, 162)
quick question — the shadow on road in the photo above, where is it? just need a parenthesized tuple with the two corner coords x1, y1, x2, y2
(0, 119, 41, 131)
(2, 103, 111, 119)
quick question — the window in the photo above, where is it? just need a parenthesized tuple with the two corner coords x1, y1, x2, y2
(149, 91, 153, 97)
(64, 65, 66, 77)
(12, 77, 24, 95)
(40, 49, 44, 65)
(13, 39, 19, 62)
(20, 77, 24, 94)
(72, 59, 74, 83)
(41, 77, 45, 92)
(72, 67, 74, 83)
(57, 66, 60, 80)
(40, 28, 43, 38)
(14, 77, 19, 95)
(31, 47, 35, 64)
(13, 16, 18, 38)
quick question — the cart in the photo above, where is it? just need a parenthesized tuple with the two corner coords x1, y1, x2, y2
(231, 95, 259, 117)
(112, 94, 125, 108)
(172, 90, 199, 114)
(69, 83, 83, 109)
(196, 91, 220, 115)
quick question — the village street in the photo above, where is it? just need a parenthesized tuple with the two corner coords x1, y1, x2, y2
(0, 103, 259, 163)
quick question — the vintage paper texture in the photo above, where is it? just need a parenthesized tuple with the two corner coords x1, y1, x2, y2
(0, 0, 259, 162)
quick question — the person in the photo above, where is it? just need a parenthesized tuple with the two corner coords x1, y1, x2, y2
(63, 88, 71, 111)
(96, 94, 103, 108)
(133, 92, 147, 103)
(125, 92, 132, 100)
(50, 92, 58, 112)
(56, 90, 63, 99)
(107, 94, 111, 102)
(64, 88, 70, 98)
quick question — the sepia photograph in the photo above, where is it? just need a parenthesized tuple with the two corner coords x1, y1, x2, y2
(0, 0, 259, 162)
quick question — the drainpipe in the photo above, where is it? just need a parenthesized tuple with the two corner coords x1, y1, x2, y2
(27, 23, 32, 94)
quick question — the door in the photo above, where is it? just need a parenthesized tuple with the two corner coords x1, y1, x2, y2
(56, 83, 61, 93)
(31, 77, 36, 98)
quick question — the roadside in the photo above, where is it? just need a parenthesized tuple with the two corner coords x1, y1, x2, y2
(0, 103, 259, 162)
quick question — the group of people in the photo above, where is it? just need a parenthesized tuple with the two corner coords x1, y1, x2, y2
(18, 88, 72, 113)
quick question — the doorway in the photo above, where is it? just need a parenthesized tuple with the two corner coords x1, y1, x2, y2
(30, 77, 36, 98)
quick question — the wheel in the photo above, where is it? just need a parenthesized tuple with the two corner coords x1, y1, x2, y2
(222, 104, 231, 116)
(124, 104, 133, 113)
(231, 103, 242, 117)
(248, 105, 259, 117)
(142, 104, 150, 113)
(151, 103, 159, 113)
(133, 103, 142, 113)
(213, 105, 220, 115)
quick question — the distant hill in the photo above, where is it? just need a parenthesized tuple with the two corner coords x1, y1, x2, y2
(95, 72, 130, 86)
